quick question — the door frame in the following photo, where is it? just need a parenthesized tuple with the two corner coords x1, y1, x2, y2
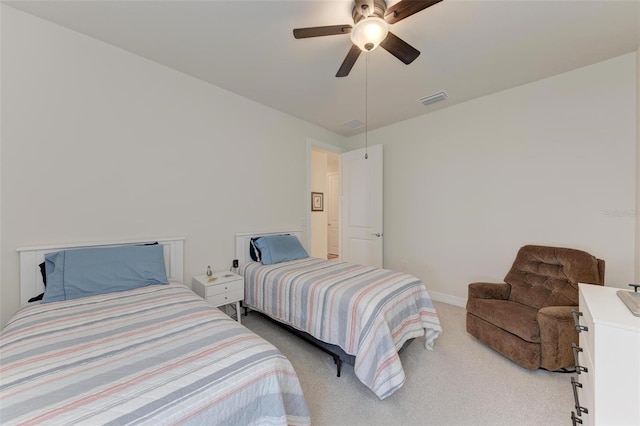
(326, 171, 340, 256)
(306, 138, 344, 255)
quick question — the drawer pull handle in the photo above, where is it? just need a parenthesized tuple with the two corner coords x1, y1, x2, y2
(571, 344, 588, 374)
(571, 377, 588, 416)
(571, 411, 583, 425)
(571, 309, 581, 325)
(571, 310, 588, 332)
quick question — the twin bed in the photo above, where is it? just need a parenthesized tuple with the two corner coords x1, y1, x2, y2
(1, 238, 308, 425)
(1, 232, 442, 424)
(236, 230, 442, 400)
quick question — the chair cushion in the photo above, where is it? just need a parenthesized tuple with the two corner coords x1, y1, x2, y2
(504, 245, 602, 309)
(466, 298, 540, 343)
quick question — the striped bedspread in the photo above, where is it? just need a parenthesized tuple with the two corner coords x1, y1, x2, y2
(0, 283, 309, 425)
(242, 257, 442, 400)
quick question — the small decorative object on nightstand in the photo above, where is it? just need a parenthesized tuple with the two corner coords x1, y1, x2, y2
(192, 271, 244, 324)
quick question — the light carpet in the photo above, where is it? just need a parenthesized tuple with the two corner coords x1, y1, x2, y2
(241, 301, 574, 426)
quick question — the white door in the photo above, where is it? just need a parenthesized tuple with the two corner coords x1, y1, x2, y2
(327, 172, 340, 256)
(340, 144, 383, 267)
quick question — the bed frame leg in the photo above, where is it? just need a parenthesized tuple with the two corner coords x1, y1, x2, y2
(251, 311, 351, 378)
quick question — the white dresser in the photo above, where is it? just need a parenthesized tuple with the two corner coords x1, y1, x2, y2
(571, 284, 640, 425)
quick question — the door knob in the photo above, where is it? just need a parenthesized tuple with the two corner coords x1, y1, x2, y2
(372, 233, 382, 237)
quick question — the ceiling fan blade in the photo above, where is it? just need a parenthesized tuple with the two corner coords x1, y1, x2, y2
(380, 31, 420, 65)
(336, 45, 362, 77)
(293, 25, 352, 39)
(384, 0, 443, 24)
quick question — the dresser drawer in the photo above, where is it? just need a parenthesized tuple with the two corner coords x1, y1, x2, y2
(204, 279, 243, 297)
(579, 348, 594, 425)
(207, 288, 244, 307)
(578, 291, 595, 356)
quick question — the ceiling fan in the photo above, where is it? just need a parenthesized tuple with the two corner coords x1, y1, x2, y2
(293, 0, 442, 77)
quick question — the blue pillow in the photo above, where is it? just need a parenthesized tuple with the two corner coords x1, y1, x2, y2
(253, 234, 308, 265)
(42, 244, 168, 303)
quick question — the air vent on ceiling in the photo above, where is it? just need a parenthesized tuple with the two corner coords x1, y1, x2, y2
(343, 119, 365, 130)
(418, 91, 448, 107)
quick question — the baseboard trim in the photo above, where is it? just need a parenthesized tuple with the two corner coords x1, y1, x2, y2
(429, 290, 467, 308)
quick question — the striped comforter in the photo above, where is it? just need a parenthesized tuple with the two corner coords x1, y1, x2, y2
(242, 257, 442, 400)
(0, 283, 309, 425)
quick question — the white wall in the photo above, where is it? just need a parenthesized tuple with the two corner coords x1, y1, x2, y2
(636, 43, 640, 284)
(1, 6, 636, 327)
(347, 53, 637, 304)
(0, 3, 3, 323)
(0, 6, 344, 326)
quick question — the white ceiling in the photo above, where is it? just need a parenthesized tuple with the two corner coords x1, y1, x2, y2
(6, 0, 639, 136)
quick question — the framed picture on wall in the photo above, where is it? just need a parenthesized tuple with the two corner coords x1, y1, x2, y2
(311, 192, 324, 212)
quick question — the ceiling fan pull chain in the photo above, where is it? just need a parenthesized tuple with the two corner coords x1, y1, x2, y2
(365, 51, 369, 160)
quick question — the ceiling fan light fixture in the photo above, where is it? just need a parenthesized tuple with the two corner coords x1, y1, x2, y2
(350, 17, 389, 51)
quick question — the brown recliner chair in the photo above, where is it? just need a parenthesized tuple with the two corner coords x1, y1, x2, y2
(466, 245, 605, 371)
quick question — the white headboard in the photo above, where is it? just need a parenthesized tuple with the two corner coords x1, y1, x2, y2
(17, 237, 185, 304)
(235, 230, 303, 269)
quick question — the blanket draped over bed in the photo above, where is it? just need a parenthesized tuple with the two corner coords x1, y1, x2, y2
(0, 283, 309, 425)
(242, 257, 443, 400)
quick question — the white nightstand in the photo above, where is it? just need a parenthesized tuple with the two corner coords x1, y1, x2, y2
(192, 271, 244, 324)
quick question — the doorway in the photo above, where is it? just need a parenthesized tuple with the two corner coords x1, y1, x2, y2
(309, 143, 341, 260)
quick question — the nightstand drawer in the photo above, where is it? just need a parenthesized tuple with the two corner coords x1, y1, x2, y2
(205, 279, 243, 297)
(208, 288, 244, 307)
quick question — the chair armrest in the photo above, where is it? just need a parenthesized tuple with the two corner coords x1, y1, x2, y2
(537, 306, 578, 371)
(467, 282, 510, 300)
(538, 306, 575, 321)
